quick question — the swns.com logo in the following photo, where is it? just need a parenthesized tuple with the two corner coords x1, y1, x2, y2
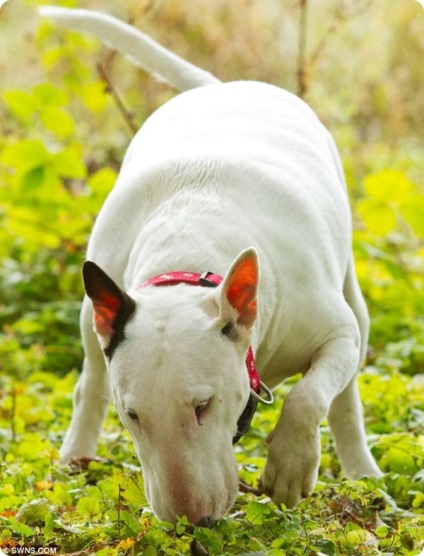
(0, 547, 59, 555)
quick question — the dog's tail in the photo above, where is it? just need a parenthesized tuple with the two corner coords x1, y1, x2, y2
(38, 7, 220, 91)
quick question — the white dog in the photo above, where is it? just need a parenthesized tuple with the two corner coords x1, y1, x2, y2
(39, 7, 382, 525)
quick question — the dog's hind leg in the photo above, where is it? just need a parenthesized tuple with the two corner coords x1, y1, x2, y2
(59, 296, 110, 462)
(328, 378, 382, 478)
(327, 258, 382, 479)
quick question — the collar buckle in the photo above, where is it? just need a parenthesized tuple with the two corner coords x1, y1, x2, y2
(199, 271, 220, 288)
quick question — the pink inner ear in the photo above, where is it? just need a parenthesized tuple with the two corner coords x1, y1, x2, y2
(93, 293, 121, 337)
(226, 256, 258, 328)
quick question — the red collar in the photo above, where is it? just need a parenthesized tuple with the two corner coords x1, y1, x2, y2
(139, 271, 261, 393)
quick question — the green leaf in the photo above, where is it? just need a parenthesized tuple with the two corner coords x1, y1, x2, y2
(120, 474, 146, 506)
(87, 167, 117, 199)
(3, 90, 37, 122)
(375, 525, 389, 538)
(43, 511, 56, 540)
(381, 446, 419, 474)
(44, 482, 74, 507)
(18, 165, 61, 194)
(2, 139, 49, 173)
(20, 166, 46, 191)
(8, 517, 34, 537)
(245, 501, 270, 525)
(41, 44, 65, 70)
(50, 145, 86, 179)
(41, 106, 75, 138)
(17, 498, 53, 526)
(33, 83, 68, 106)
(76, 496, 101, 519)
(313, 538, 337, 556)
(143, 547, 158, 556)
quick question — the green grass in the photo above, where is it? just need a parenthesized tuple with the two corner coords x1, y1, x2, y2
(0, 371, 423, 555)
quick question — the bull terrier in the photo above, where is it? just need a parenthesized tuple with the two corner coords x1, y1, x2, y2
(39, 6, 382, 525)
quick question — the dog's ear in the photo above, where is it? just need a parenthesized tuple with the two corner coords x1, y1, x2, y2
(82, 261, 136, 354)
(218, 248, 259, 335)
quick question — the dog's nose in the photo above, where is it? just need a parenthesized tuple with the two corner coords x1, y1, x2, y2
(196, 515, 215, 528)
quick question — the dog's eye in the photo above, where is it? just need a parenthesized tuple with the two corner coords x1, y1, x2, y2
(126, 409, 139, 422)
(195, 399, 211, 423)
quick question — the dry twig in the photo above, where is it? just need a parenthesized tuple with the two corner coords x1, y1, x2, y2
(297, 0, 309, 97)
(96, 60, 139, 135)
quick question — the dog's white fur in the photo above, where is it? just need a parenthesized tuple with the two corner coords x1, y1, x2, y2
(40, 7, 382, 524)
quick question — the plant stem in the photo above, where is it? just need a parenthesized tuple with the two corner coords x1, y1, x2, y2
(297, 0, 309, 98)
(11, 385, 16, 443)
(97, 61, 139, 135)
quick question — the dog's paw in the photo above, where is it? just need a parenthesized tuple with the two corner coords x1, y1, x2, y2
(260, 428, 320, 508)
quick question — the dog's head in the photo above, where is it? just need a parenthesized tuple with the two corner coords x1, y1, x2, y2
(83, 249, 259, 524)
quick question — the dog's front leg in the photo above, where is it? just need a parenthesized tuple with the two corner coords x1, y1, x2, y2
(60, 297, 110, 462)
(261, 333, 361, 508)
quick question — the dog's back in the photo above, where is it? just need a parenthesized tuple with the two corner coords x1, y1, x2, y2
(39, 8, 350, 292)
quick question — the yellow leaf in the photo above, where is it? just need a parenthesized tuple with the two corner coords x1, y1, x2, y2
(364, 170, 415, 203)
(81, 81, 110, 113)
(116, 539, 136, 551)
(401, 196, 424, 237)
(357, 198, 396, 235)
(35, 480, 53, 492)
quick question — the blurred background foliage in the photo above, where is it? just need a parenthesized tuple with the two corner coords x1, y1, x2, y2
(0, 1, 423, 554)
(1, 0, 423, 378)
